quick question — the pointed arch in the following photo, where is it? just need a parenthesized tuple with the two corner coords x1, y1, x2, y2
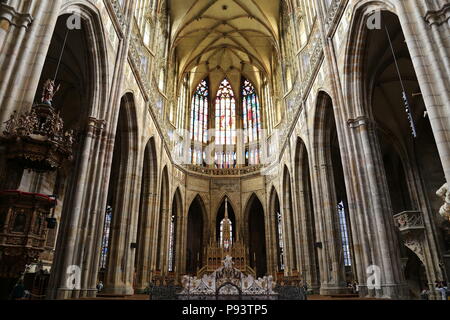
(294, 137, 320, 289)
(190, 78, 210, 145)
(155, 166, 170, 271)
(168, 188, 183, 272)
(58, 2, 110, 118)
(215, 195, 237, 244)
(312, 90, 354, 290)
(215, 78, 237, 168)
(186, 194, 207, 274)
(269, 186, 284, 272)
(244, 193, 267, 277)
(283, 165, 298, 272)
(135, 136, 159, 290)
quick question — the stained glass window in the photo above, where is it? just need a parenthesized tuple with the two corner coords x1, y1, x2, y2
(215, 79, 236, 168)
(338, 201, 352, 266)
(242, 79, 261, 144)
(215, 79, 236, 146)
(100, 205, 112, 269)
(191, 80, 209, 144)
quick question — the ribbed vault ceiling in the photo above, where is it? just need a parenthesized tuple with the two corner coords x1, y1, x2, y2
(169, 0, 280, 96)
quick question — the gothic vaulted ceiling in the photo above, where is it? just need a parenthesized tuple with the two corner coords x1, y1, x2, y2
(169, 0, 280, 96)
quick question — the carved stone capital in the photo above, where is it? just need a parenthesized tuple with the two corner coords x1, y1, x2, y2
(86, 117, 106, 137)
(347, 116, 371, 129)
(424, 3, 450, 26)
(0, 3, 33, 29)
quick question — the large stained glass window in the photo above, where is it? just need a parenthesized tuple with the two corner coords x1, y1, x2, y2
(100, 205, 112, 269)
(215, 79, 236, 168)
(242, 79, 261, 144)
(215, 79, 236, 146)
(191, 80, 209, 144)
(338, 201, 352, 266)
(242, 79, 261, 166)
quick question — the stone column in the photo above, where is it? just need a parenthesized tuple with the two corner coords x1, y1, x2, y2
(46, 118, 100, 300)
(310, 157, 348, 295)
(396, 0, 450, 183)
(294, 151, 320, 292)
(281, 170, 299, 275)
(351, 118, 407, 299)
(134, 192, 157, 292)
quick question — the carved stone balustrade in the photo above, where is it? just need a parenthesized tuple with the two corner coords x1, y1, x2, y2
(393, 211, 425, 236)
(393, 211, 427, 265)
(0, 191, 56, 278)
(183, 164, 264, 177)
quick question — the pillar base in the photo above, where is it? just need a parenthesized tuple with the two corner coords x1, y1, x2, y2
(358, 284, 409, 300)
(319, 285, 352, 296)
(101, 284, 134, 296)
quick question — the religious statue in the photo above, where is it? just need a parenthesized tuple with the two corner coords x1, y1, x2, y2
(223, 255, 234, 269)
(3, 111, 18, 135)
(41, 79, 60, 105)
(437, 183, 450, 221)
(221, 198, 232, 250)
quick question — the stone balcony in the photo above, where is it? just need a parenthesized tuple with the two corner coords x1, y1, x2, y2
(183, 164, 264, 177)
(393, 211, 425, 236)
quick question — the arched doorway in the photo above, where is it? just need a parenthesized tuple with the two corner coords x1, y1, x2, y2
(186, 195, 205, 275)
(246, 194, 267, 278)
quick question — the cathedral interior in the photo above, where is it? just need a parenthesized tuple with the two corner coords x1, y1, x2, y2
(0, 0, 449, 301)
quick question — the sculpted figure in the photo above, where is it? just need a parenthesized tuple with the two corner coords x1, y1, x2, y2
(42, 79, 60, 105)
(437, 183, 450, 221)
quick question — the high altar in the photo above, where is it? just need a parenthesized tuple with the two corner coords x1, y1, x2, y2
(199, 199, 256, 278)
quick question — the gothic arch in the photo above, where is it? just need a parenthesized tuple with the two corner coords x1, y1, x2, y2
(342, 0, 397, 118)
(244, 193, 267, 277)
(213, 194, 238, 226)
(134, 136, 159, 291)
(269, 186, 283, 273)
(294, 137, 320, 290)
(58, 2, 110, 118)
(283, 165, 298, 272)
(155, 165, 170, 272)
(168, 187, 183, 273)
(215, 195, 237, 243)
(311, 90, 353, 292)
(352, 9, 448, 295)
(101, 92, 140, 295)
(188, 194, 209, 226)
(186, 194, 207, 274)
